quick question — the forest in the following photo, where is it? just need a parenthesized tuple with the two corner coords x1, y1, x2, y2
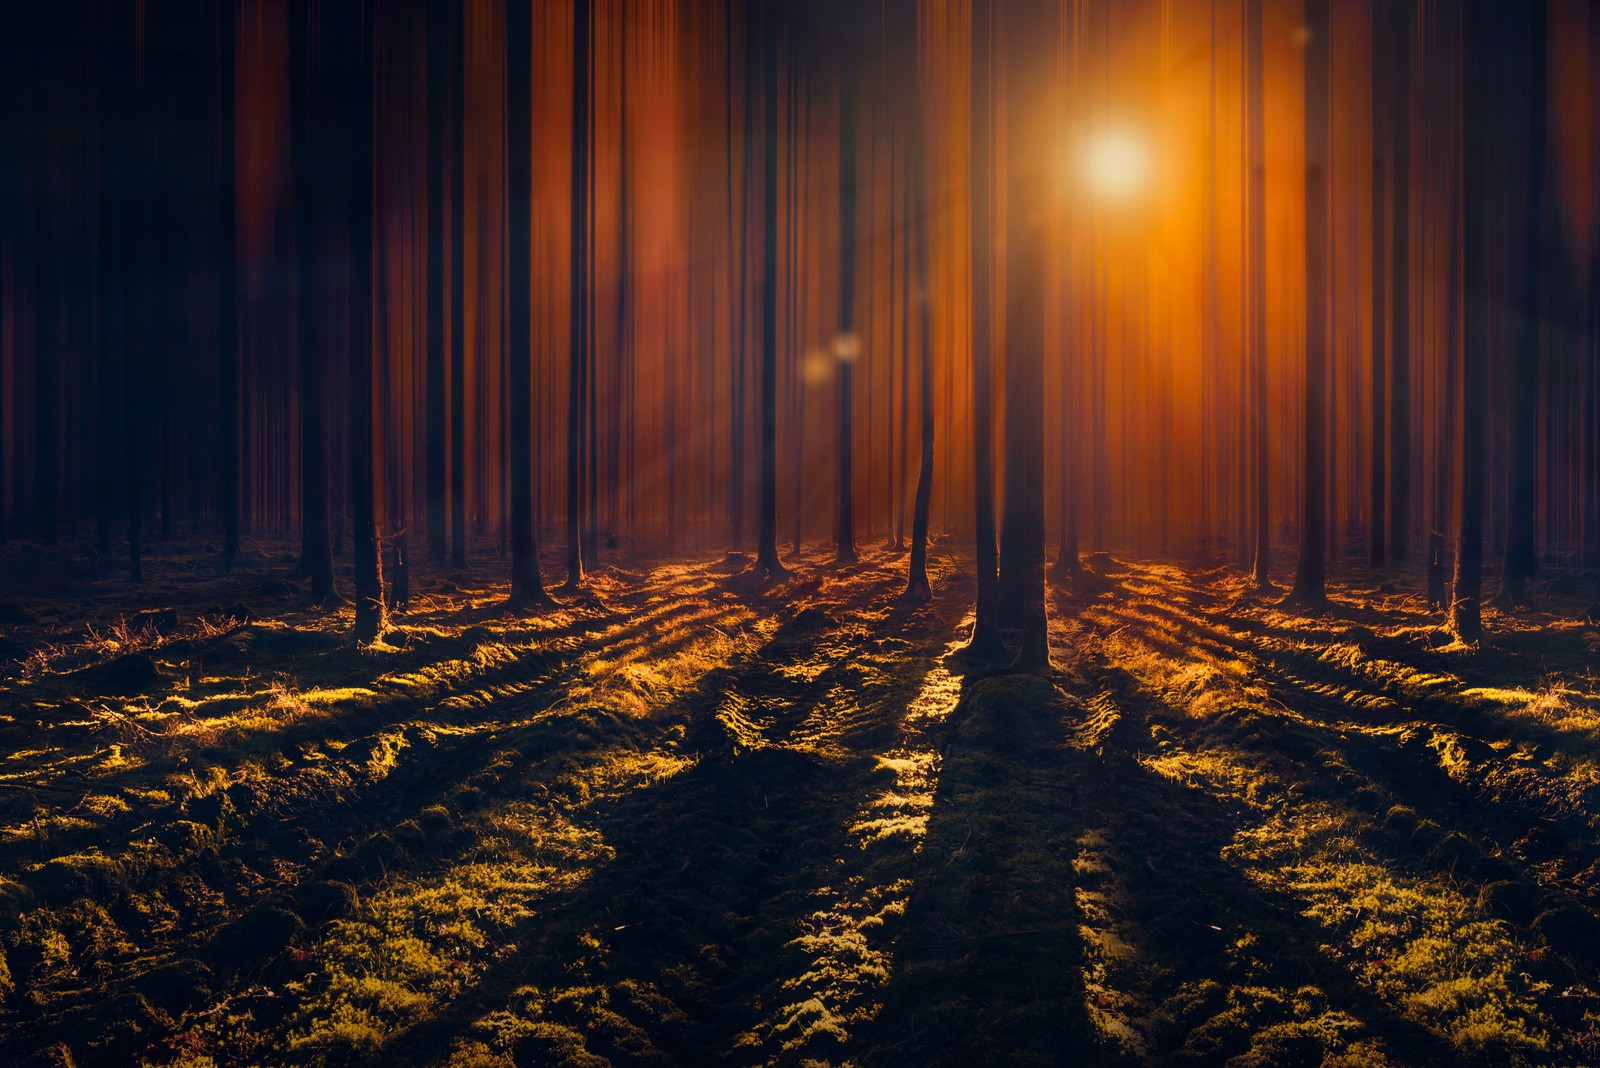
(3, 0, 1600, 1065)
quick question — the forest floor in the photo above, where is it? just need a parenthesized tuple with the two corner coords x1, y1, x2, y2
(2, 535, 1600, 1067)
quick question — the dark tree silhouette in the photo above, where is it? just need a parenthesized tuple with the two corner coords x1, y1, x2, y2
(1453, 0, 1501, 642)
(425, 0, 448, 566)
(1495, 0, 1546, 609)
(1369, 0, 1388, 568)
(1286, 0, 1329, 608)
(510, 0, 553, 606)
(1246, 0, 1269, 589)
(218, 1, 241, 572)
(450, 2, 467, 571)
(346, 5, 384, 643)
(966, 0, 1002, 656)
(1388, 0, 1412, 563)
(996, 0, 1051, 668)
(904, 33, 934, 604)
(291, 0, 336, 605)
(835, 33, 858, 567)
(565, 0, 590, 590)
(754, 0, 788, 580)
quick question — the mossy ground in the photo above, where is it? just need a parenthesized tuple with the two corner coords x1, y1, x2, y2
(2, 537, 1599, 1066)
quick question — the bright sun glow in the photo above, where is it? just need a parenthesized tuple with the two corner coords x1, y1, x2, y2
(1083, 128, 1149, 199)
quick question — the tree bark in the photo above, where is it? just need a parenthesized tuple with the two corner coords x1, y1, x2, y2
(1389, 0, 1412, 562)
(835, 50, 858, 566)
(1287, 0, 1330, 608)
(509, 0, 552, 606)
(1247, 0, 1269, 589)
(1369, 0, 1388, 567)
(905, 46, 934, 603)
(564, 0, 590, 590)
(346, 4, 383, 642)
(966, 0, 1002, 655)
(424, 0, 448, 565)
(1494, 0, 1545, 609)
(996, 0, 1051, 668)
(291, 0, 336, 604)
(755, 0, 787, 579)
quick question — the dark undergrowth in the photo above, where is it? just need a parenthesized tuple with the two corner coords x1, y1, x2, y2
(1, 536, 1598, 1066)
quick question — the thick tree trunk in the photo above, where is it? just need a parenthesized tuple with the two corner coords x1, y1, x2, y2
(292, 0, 336, 605)
(754, 1, 787, 580)
(424, 0, 448, 565)
(565, 0, 590, 589)
(905, 61, 934, 603)
(967, 0, 1001, 656)
(450, 3, 467, 570)
(219, 1, 241, 571)
(1389, 0, 1412, 562)
(1369, 2, 1388, 568)
(1495, 0, 1546, 609)
(511, 0, 552, 606)
(997, 0, 1051, 669)
(346, 5, 383, 643)
(1287, 0, 1330, 608)
(1247, 0, 1269, 589)
(1452, 1, 1495, 642)
(836, 55, 858, 566)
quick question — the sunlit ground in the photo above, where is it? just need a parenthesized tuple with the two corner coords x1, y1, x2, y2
(1, 537, 1599, 1065)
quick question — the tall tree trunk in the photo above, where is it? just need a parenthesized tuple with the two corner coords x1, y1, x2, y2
(1287, 0, 1330, 607)
(1389, 0, 1412, 562)
(1452, 0, 1493, 642)
(1369, 0, 1388, 567)
(348, 5, 383, 643)
(835, 52, 858, 566)
(292, 0, 335, 605)
(35, 197, 57, 548)
(754, 0, 787, 579)
(967, 0, 1002, 655)
(997, 0, 1051, 668)
(564, 0, 589, 589)
(511, 0, 552, 605)
(219, 1, 240, 571)
(1495, 0, 1546, 608)
(905, 45, 934, 603)
(1247, 0, 1269, 588)
(424, 0, 448, 565)
(450, 2, 467, 570)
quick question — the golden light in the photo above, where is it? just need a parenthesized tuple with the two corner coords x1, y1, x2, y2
(1082, 128, 1149, 200)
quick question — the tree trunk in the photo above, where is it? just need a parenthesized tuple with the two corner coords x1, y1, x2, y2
(424, 0, 448, 565)
(905, 51, 934, 603)
(1389, 0, 1412, 562)
(564, 0, 590, 589)
(967, 0, 1002, 656)
(996, 0, 1051, 668)
(1369, 0, 1388, 567)
(347, 4, 384, 643)
(1495, 0, 1545, 609)
(219, 1, 241, 571)
(1247, 0, 1269, 589)
(511, 0, 552, 606)
(755, 0, 787, 579)
(1452, 0, 1494, 642)
(450, 2, 467, 570)
(835, 53, 858, 566)
(292, 0, 336, 605)
(1287, 0, 1329, 608)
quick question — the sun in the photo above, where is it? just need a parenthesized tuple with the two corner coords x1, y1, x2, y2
(1082, 128, 1149, 200)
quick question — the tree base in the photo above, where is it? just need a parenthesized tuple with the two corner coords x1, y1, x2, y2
(902, 576, 932, 604)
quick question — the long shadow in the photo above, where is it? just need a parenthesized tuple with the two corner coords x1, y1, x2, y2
(863, 668, 1105, 1067)
(381, 577, 955, 1067)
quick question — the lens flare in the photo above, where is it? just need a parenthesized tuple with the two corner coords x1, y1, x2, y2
(1083, 129, 1148, 200)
